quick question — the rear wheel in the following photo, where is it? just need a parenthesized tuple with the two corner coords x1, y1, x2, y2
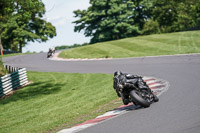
(129, 90, 151, 108)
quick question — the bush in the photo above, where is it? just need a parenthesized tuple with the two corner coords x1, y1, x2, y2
(142, 20, 160, 35)
(0, 58, 7, 77)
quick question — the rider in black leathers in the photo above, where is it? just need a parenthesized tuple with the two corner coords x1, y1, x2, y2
(113, 71, 158, 105)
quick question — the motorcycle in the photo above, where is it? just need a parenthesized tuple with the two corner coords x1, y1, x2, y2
(47, 49, 54, 58)
(113, 71, 159, 108)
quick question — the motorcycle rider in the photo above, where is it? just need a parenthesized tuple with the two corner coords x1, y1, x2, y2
(49, 47, 55, 54)
(51, 46, 55, 54)
(113, 71, 158, 105)
(47, 47, 55, 58)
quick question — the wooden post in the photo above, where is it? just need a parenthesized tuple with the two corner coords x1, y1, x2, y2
(0, 36, 3, 55)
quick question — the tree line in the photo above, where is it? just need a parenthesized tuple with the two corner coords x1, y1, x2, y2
(0, 0, 56, 53)
(1, 0, 200, 53)
(73, 0, 200, 44)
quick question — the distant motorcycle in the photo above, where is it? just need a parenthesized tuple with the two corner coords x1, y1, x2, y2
(47, 48, 55, 58)
(47, 51, 53, 58)
(113, 71, 159, 108)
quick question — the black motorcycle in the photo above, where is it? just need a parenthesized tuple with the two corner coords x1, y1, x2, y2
(47, 50, 53, 58)
(113, 71, 159, 108)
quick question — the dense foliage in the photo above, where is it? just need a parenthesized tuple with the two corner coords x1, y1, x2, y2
(0, 57, 7, 76)
(146, 0, 200, 34)
(73, 0, 200, 43)
(73, 0, 150, 43)
(0, 0, 56, 53)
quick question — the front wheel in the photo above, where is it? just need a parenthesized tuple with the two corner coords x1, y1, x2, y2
(153, 93, 159, 102)
(129, 90, 151, 108)
(47, 52, 51, 58)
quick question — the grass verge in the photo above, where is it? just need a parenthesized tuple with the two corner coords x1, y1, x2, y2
(0, 71, 121, 133)
(59, 31, 200, 59)
(1, 52, 35, 58)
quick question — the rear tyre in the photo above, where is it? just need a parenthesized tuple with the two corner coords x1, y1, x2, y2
(129, 90, 151, 108)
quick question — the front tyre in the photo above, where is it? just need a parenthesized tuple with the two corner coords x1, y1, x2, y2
(47, 52, 51, 58)
(153, 93, 159, 102)
(129, 90, 151, 108)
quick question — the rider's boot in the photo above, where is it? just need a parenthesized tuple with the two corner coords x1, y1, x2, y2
(121, 94, 129, 105)
(115, 90, 121, 97)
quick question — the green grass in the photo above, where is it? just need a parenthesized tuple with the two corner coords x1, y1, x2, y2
(0, 58, 8, 76)
(59, 31, 200, 59)
(1, 53, 25, 58)
(0, 71, 120, 133)
(1, 52, 35, 58)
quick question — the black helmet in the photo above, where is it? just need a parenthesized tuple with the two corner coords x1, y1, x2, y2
(114, 71, 122, 76)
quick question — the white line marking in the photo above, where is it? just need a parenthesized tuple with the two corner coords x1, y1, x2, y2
(96, 110, 125, 118)
(58, 124, 95, 133)
(149, 83, 162, 88)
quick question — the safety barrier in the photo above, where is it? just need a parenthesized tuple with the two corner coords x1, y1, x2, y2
(0, 65, 28, 97)
(4, 65, 21, 73)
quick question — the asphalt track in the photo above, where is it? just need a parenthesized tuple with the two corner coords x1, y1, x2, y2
(3, 53, 200, 133)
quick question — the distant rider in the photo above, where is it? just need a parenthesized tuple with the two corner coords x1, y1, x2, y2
(48, 47, 55, 55)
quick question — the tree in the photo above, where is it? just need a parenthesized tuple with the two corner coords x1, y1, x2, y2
(0, 0, 13, 53)
(142, 19, 160, 34)
(74, 0, 153, 43)
(0, 0, 56, 53)
(174, 0, 200, 30)
(74, 0, 200, 43)
(150, 0, 200, 33)
(131, 0, 154, 29)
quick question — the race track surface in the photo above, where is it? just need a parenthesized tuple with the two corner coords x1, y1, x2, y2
(3, 53, 200, 133)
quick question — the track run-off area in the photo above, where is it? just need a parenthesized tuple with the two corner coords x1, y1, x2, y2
(3, 53, 200, 133)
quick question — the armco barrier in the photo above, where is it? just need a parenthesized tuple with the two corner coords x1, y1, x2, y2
(0, 65, 28, 97)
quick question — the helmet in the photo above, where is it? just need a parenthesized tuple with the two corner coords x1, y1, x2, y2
(114, 71, 122, 76)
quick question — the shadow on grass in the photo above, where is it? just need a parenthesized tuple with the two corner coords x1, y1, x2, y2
(0, 81, 64, 104)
